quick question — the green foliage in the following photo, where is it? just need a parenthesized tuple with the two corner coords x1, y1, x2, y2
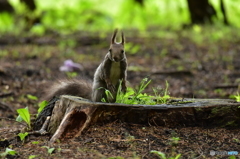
(102, 78, 170, 105)
(229, 156, 236, 159)
(0, 148, 17, 157)
(29, 155, 38, 159)
(16, 100, 48, 129)
(66, 72, 78, 78)
(153, 81, 170, 104)
(18, 132, 29, 141)
(151, 151, 167, 159)
(101, 89, 114, 103)
(114, 78, 154, 105)
(2, 0, 240, 34)
(16, 107, 31, 129)
(233, 93, 240, 102)
(150, 150, 181, 159)
(42, 146, 55, 154)
(37, 100, 49, 116)
(0, 13, 14, 33)
(32, 141, 40, 144)
(125, 43, 141, 55)
(169, 137, 180, 146)
(27, 94, 38, 101)
(30, 25, 45, 36)
(229, 92, 240, 102)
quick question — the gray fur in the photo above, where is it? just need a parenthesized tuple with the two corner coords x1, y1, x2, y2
(92, 29, 127, 102)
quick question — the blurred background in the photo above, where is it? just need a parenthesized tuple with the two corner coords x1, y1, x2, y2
(0, 0, 239, 102)
(0, 0, 239, 34)
(1, 1, 240, 157)
(0, 0, 240, 159)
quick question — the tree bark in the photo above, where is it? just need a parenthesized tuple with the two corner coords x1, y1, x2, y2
(34, 95, 240, 143)
(220, 0, 229, 25)
(0, 0, 14, 13)
(187, 0, 217, 24)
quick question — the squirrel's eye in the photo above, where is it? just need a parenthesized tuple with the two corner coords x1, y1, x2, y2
(121, 50, 124, 53)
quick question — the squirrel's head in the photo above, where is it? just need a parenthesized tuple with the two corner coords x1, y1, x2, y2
(108, 29, 125, 62)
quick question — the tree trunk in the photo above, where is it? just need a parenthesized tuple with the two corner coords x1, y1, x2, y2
(34, 95, 240, 143)
(187, 0, 217, 24)
(0, 0, 14, 13)
(220, 0, 229, 25)
(134, 0, 144, 7)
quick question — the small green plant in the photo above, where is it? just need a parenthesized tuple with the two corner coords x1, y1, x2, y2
(42, 146, 55, 154)
(169, 137, 180, 146)
(101, 89, 114, 102)
(0, 148, 17, 157)
(150, 150, 181, 159)
(28, 155, 38, 159)
(229, 156, 236, 159)
(233, 138, 239, 143)
(153, 81, 170, 104)
(27, 94, 38, 101)
(37, 100, 49, 117)
(233, 92, 240, 102)
(66, 72, 78, 78)
(102, 78, 170, 105)
(128, 78, 152, 105)
(18, 132, 29, 142)
(16, 100, 48, 129)
(32, 141, 40, 144)
(16, 107, 31, 129)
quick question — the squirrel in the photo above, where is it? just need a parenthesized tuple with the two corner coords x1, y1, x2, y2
(92, 29, 127, 102)
(43, 29, 127, 103)
(35, 29, 127, 131)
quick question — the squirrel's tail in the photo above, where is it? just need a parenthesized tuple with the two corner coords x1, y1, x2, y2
(43, 79, 92, 101)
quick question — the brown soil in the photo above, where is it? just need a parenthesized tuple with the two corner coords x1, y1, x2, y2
(0, 30, 240, 158)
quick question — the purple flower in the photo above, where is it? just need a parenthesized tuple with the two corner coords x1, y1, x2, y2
(59, 59, 83, 72)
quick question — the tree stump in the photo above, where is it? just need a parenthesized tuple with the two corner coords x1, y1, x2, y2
(47, 97, 97, 143)
(34, 95, 240, 143)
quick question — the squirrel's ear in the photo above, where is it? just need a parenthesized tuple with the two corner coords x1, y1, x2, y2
(111, 29, 118, 44)
(121, 31, 125, 45)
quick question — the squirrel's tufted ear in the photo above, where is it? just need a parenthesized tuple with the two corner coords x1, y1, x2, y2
(111, 29, 118, 44)
(121, 31, 125, 45)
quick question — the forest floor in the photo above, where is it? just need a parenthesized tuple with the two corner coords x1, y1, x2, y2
(0, 28, 240, 158)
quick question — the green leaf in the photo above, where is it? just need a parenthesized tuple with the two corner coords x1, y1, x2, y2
(150, 150, 166, 159)
(27, 94, 38, 100)
(16, 107, 30, 122)
(48, 148, 55, 154)
(29, 155, 37, 159)
(229, 156, 236, 159)
(16, 107, 31, 128)
(234, 93, 240, 102)
(171, 137, 180, 141)
(30, 24, 45, 36)
(18, 132, 28, 141)
(5, 148, 17, 155)
(66, 72, 78, 78)
(174, 154, 181, 159)
(42, 146, 55, 154)
(16, 114, 23, 122)
(37, 100, 48, 115)
(32, 141, 39, 144)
